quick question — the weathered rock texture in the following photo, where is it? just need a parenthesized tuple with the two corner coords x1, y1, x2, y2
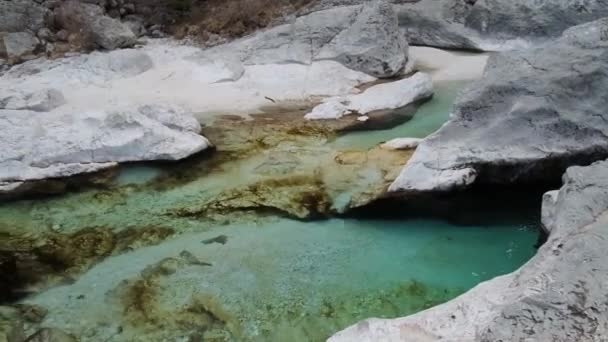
(390, 18, 608, 193)
(331, 159, 608, 342)
(54, 0, 137, 50)
(204, 0, 408, 78)
(308, 0, 608, 51)
(0, 106, 210, 193)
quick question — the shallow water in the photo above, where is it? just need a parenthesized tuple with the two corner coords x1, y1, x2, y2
(332, 80, 467, 150)
(21, 214, 538, 341)
(0, 77, 541, 341)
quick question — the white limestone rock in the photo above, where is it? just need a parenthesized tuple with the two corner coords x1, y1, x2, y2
(305, 72, 433, 120)
(0, 88, 66, 112)
(0, 106, 210, 191)
(390, 18, 608, 194)
(380, 137, 422, 150)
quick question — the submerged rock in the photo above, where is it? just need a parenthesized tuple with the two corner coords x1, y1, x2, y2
(0, 105, 210, 194)
(305, 72, 433, 120)
(390, 18, 608, 194)
(203, 0, 408, 78)
(24, 328, 77, 342)
(332, 159, 608, 341)
(0, 307, 25, 342)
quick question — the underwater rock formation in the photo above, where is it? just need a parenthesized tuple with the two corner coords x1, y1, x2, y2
(391, 18, 608, 194)
(332, 159, 608, 341)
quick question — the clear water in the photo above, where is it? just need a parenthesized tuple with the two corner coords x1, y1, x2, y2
(332, 80, 468, 150)
(0, 79, 541, 341)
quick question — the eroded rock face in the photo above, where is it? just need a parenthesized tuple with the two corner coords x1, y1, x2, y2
(0, 105, 210, 193)
(54, 0, 137, 50)
(203, 0, 408, 78)
(390, 18, 608, 194)
(332, 159, 608, 342)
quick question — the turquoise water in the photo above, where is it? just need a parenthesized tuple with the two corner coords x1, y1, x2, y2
(0, 78, 541, 341)
(332, 80, 468, 150)
(163, 216, 538, 341)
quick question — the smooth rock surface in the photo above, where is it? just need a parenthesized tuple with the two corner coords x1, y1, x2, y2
(0, 105, 210, 191)
(380, 137, 422, 150)
(390, 18, 608, 193)
(332, 159, 608, 342)
(0, 41, 375, 118)
(203, 0, 408, 78)
(305, 72, 433, 120)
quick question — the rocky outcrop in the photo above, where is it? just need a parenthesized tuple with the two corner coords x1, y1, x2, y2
(305, 72, 433, 120)
(203, 0, 408, 78)
(54, 0, 137, 50)
(307, 0, 608, 51)
(331, 159, 608, 342)
(0, 105, 210, 194)
(390, 18, 608, 194)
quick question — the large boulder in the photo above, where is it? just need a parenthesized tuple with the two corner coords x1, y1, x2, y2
(54, 0, 137, 50)
(390, 18, 608, 194)
(0, 0, 51, 33)
(0, 106, 211, 193)
(314, 1, 408, 77)
(203, 0, 408, 78)
(332, 159, 608, 341)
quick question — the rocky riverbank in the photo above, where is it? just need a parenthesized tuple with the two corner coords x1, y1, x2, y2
(332, 158, 608, 342)
(331, 17, 608, 342)
(2, 0, 607, 341)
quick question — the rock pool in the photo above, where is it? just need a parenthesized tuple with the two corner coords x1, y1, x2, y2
(0, 80, 540, 341)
